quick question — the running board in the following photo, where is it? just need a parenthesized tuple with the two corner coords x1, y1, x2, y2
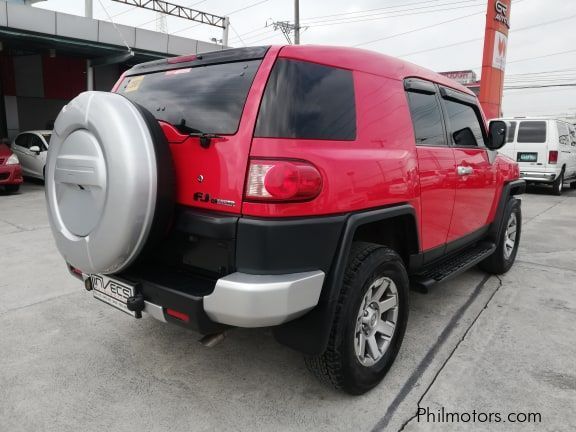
(411, 242, 496, 293)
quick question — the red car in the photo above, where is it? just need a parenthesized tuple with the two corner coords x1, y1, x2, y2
(0, 142, 23, 193)
(44, 46, 524, 394)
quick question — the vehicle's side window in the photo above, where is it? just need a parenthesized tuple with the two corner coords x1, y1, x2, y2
(444, 100, 485, 148)
(254, 59, 356, 140)
(405, 91, 447, 146)
(517, 121, 546, 143)
(506, 121, 517, 143)
(557, 122, 570, 147)
(15, 134, 30, 149)
(30, 135, 45, 151)
(569, 125, 576, 147)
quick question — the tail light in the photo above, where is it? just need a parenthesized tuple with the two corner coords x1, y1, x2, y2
(246, 159, 322, 202)
(548, 150, 558, 164)
(166, 308, 190, 322)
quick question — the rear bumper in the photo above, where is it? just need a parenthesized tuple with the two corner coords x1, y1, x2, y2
(520, 171, 557, 183)
(204, 271, 324, 327)
(0, 164, 23, 185)
(79, 269, 325, 332)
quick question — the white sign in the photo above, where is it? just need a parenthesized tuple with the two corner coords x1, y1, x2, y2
(492, 31, 508, 71)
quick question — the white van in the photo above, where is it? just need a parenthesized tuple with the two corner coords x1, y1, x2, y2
(493, 118, 576, 195)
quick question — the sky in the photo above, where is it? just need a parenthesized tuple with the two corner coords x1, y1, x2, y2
(35, 0, 576, 119)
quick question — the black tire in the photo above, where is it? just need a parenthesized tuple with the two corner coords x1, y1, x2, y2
(570, 181, 576, 190)
(4, 184, 20, 194)
(552, 172, 564, 196)
(305, 242, 409, 395)
(479, 198, 521, 275)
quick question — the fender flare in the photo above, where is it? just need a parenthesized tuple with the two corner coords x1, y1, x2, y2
(273, 204, 419, 355)
(488, 179, 526, 242)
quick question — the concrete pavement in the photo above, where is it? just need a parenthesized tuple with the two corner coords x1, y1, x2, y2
(0, 182, 574, 431)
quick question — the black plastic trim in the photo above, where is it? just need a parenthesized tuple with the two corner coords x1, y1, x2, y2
(236, 214, 347, 275)
(125, 46, 270, 76)
(272, 204, 419, 355)
(488, 179, 526, 241)
(404, 77, 437, 94)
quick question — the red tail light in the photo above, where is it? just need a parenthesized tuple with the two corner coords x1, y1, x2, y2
(548, 150, 558, 164)
(166, 308, 190, 322)
(246, 159, 322, 202)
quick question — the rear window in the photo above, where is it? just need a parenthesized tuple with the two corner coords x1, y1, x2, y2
(117, 60, 261, 135)
(254, 59, 356, 140)
(517, 121, 547, 143)
(406, 91, 446, 146)
(506, 121, 516, 142)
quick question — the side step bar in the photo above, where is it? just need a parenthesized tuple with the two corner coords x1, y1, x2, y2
(411, 242, 496, 293)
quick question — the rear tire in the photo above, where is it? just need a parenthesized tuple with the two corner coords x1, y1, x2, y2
(4, 184, 20, 194)
(305, 242, 409, 395)
(479, 198, 521, 275)
(570, 181, 576, 190)
(552, 172, 564, 196)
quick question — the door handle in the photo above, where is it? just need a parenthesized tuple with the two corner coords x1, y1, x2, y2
(457, 166, 474, 176)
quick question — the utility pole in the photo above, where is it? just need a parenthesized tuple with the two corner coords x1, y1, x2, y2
(222, 16, 230, 47)
(294, 0, 300, 45)
(85, 0, 93, 19)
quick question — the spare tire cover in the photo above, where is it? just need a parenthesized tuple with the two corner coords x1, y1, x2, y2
(46, 91, 173, 275)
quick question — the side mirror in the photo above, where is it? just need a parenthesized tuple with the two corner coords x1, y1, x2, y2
(487, 121, 507, 150)
(29, 145, 41, 154)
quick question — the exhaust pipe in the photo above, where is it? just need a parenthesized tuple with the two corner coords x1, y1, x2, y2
(199, 332, 226, 348)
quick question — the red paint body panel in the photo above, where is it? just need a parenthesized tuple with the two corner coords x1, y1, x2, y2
(111, 45, 521, 255)
(243, 71, 421, 222)
(448, 148, 499, 242)
(0, 144, 23, 185)
(415, 147, 457, 251)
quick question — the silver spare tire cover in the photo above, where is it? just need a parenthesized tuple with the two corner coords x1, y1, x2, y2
(46, 91, 173, 275)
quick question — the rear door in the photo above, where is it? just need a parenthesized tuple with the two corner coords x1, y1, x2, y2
(12, 133, 33, 176)
(115, 47, 274, 214)
(558, 121, 576, 178)
(405, 79, 457, 255)
(439, 88, 498, 242)
(515, 120, 548, 172)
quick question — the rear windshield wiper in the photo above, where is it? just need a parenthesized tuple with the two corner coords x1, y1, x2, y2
(175, 120, 220, 148)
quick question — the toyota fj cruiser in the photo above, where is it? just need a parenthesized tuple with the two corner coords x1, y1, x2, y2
(45, 45, 525, 395)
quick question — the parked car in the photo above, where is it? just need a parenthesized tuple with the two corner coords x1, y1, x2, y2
(11, 130, 52, 180)
(0, 142, 23, 193)
(44, 46, 524, 395)
(494, 117, 576, 195)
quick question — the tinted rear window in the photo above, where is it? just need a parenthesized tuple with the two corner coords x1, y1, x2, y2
(406, 91, 446, 146)
(506, 121, 516, 142)
(517, 121, 547, 143)
(117, 60, 261, 135)
(255, 59, 356, 140)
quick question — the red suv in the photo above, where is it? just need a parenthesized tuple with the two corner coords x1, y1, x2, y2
(0, 142, 23, 193)
(45, 46, 524, 394)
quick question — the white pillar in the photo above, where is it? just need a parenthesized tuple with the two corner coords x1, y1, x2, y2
(222, 17, 230, 47)
(85, 0, 93, 19)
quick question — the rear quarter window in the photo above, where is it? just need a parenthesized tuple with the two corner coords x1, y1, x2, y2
(117, 60, 261, 135)
(517, 121, 547, 143)
(254, 59, 356, 140)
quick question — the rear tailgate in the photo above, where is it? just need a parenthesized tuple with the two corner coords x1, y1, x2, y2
(514, 120, 549, 172)
(114, 46, 279, 214)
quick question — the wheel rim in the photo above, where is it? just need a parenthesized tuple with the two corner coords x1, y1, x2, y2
(354, 276, 399, 367)
(503, 212, 518, 260)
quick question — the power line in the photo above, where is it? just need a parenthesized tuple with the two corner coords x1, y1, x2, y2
(229, 23, 247, 47)
(171, 0, 270, 35)
(504, 83, 576, 90)
(302, 0, 485, 27)
(398, 12, 576, 58)
(353, 10, 483, 47)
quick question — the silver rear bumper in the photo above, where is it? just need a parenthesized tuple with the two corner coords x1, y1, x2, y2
(204, 271, 325, 327)
(520, 171, 556, 182)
